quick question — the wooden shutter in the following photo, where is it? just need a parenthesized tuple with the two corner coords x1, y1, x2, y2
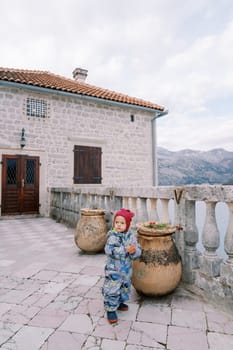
(74, 145, 101, 184)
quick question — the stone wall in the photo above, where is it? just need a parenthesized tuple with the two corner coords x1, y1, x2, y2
(0, 86, 155, 214)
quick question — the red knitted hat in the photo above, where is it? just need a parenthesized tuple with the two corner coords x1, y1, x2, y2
(114, 208, 135, 231)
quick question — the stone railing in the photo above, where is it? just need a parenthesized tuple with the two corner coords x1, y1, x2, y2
(49, 185, 233, 303)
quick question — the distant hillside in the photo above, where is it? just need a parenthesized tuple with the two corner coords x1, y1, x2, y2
(158, 147, 233, 186)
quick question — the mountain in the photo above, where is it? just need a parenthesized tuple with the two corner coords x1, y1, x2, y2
(158, 147, 233, 186)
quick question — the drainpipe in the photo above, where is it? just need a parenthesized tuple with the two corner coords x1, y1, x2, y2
(151, 109, 169, 186)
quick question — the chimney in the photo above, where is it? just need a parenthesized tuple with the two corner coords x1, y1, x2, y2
(72, 67, 88, 82)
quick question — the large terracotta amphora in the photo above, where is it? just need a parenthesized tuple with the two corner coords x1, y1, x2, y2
(132, 222, 182, 296)
(74, 208, 107, 253)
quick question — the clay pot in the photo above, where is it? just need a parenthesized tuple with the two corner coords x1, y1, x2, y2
(74, 208, 107, 253)
(132, 222, 182, 296)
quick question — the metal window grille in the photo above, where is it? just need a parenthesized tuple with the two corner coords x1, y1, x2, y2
(26, 98, 48, 118)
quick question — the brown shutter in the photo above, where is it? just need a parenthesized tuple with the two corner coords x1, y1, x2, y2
(74, 146, 101, 184)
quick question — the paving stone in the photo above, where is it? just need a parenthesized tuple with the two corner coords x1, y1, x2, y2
(101, 338, 125, 350)
(12, 262, 48, 278)
(0, 288, 35, 304)
(60, 263, 86, 274)
(1, 325, 54, 350)
(126, 345, 161, 350)
(51, 272, 76, 283)
(22, 292, 57, 308)
(28, 306, 69, 328)
(80, 265, 104, 276)
(118, 303, 139, 322)
(0, 322, 22, 346)
(32, 270, 59, 281)
(1, 218, 233, 350)
(40, 330, 87, 350)
(127, 321, 167, 348)
(75, 298, 105, 317)
(171, 308, 207, 330)
(208, 332, 233, 350)
(82, 335, 102, 349)
(93, 317, 132, 341)
(0, 303, 15, 317)
(85, 286, 103, 300)
(167, 325, 209, 350)
(39, 281, 69, 294)
(171, 295, 204, 311)
(137, 303, 171, 324)
(206, 309, 233, 334)
(1, 304, 41, 325)
(60, 283, 91, 297)
(58, 314, 94, 334)
(51, 294, 83, 312)
(0, 259, 15, 266)
(73, 274, 101, 286)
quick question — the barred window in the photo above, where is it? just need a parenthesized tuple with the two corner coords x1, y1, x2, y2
(26, 98, 48, 118)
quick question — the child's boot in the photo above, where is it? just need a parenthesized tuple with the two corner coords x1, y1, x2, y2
(107, 311, 118, 324)
(118, 303, 128, 311)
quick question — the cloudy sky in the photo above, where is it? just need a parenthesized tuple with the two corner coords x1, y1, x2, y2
(1, 0, 233, 151)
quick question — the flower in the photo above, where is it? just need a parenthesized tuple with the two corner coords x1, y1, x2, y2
(136, 221, 182, 236)
(143, 222, 170, 229)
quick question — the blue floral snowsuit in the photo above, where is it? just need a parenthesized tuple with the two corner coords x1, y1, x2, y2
(102, 229, 141, 311)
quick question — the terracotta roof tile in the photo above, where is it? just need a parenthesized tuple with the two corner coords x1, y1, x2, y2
(0, 67, 165, 111)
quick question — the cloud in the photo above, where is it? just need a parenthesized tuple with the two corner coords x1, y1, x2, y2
(0, 0, 233, 151)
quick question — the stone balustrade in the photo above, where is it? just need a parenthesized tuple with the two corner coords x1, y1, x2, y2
(50, 185, 233, 302)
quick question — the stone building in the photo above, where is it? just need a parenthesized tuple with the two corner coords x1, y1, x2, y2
(0, 67, 167, 217)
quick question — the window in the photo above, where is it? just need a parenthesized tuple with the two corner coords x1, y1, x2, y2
(26, 98, 48, 118)
(74, 145, 102, 184)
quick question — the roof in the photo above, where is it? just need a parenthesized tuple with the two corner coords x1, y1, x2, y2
(0, 67, 164, 112)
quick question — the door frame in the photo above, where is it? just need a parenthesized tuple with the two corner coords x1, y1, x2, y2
(0, 150, 47, 217)
(1, 154, 40, 215)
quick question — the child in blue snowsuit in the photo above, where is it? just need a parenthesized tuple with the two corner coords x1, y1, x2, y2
(102, 208, 141, 324)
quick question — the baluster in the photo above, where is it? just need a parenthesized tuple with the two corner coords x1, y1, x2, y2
(183, 200, 199, 283)
(220, 202, 233, 286)
(96, 194, 105, 209)
(149, 198, 159, 222)
(160, 198, 170, 223)
(136, 197, 149, 222)
(200, 201, 222, 277)
(130, 197, 138, 228)
(123, 196, 129, 208)
(130, 197, 137, 212)
(59, 191, 63, 221)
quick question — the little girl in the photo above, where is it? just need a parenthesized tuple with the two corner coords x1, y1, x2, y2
(102, 208, 141, 324)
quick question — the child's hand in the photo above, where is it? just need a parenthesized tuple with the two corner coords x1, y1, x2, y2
(126, 244, 136, 254)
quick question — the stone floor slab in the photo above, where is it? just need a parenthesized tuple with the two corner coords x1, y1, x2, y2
(40, 330, 87, 350)
(206, 309, 233, 334)
(93, 318, 131, 341)
(58, 313, 94, 334)
(1, 325, 54, 350)
(1, 218, 233, 350)
(101, 338, 126, 350)
(208, 332, 233, 350)
(137, 303, 171, 324)
(167, 325, 209, 350)
(171, 308, 207, 330)
(127, 321, 167, 348)
(0, 322, 22, 347)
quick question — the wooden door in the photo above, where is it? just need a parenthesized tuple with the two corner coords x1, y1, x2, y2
(1, 155, 40, 215)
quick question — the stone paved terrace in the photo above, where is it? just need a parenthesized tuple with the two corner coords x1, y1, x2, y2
(0, 217, 233, 350)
